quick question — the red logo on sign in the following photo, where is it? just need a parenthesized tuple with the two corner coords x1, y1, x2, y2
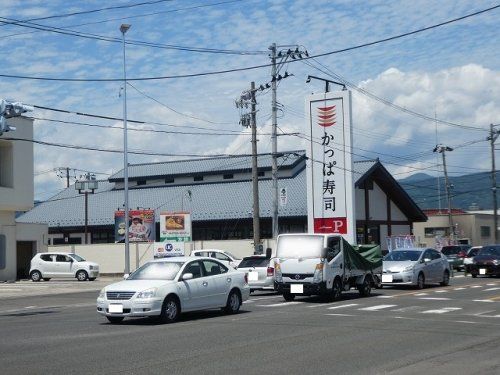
(317, 105, 336, 127)
(314, 217, 347, 234)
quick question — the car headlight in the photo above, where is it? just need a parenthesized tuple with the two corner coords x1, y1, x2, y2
(136, 288, 156, 299)
(402, 265, 414, 272)
(492, 259, 500, 266)
(89, 265, 94, 270)
(98, 288, 105, 299)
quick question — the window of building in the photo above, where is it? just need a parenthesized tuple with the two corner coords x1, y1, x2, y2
(165, 177, 174, 184)
(424, 227, 448, 237)
(0, 142, 14, 188)
(258, 171, 265, 177)
(223, 174, 234, 180)
(194, 176, 204, 182)
(480, 226, 491, 237)
(136, 180, 147, 186)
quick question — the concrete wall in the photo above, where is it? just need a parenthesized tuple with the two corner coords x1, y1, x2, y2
(48, 238, 277, 274)
(0, 211, 16, 280)
(370, 183, 387, 221)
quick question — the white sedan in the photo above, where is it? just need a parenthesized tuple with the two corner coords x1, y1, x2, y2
(97, 257, 250, 324)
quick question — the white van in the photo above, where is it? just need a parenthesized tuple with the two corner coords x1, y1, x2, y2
(29, 252, 99, 281)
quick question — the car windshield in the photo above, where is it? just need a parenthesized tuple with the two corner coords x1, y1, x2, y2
(384, 251, 422, 262)
(238, 257, 269, 268)
(277, 235, 325, 259)
(441, 246, 460, 255)
(479, 246, 500, 256)
(70, 254, 85, 262)
(128, 262, 183, 280)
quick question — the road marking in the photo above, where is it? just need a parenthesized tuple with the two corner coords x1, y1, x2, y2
(483, 287, 500, 292)
(470, 285, 482, 288)
(327, 303, 359, 310)
(391, 306, 421, 312)
(418, 297, 451, 301)
(453, 287, 466, 290)
(434, 290, 447, 293)
(454, 321, 477, 324)
(487, 283, 497, 286)
(422, 307, 462, 314)
(358, 304, 396, 311)
(307, 302, 345, 308)
(242, 300, 254, 304)
(473, 299, 496, 303)
(248, 296, 281, 301)
(414, 293, 428, 296)
(376, 295, 394, 299)
(256, 301, 302, 307)
(325, 313, 356, 317)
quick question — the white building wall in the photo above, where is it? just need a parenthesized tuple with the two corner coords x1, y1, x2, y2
(369, 183, 387, 221)
(391, 201, 406, 221)
(355, 188, 365, 220)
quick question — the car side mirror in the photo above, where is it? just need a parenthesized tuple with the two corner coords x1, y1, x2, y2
(182, 273, 193, 281)
(321, 247, 329, 259)
(422, 258, 431, 263)
(123, 273, 129, 280)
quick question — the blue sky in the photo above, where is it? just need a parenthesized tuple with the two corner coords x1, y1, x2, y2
(0, 0, 498, 202)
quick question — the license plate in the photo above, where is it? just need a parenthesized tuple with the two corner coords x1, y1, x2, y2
(290, 284, 303, 294)
(479, 268, 487, 275)
(109, 304, 123, 313)
(248, 271, 259, 281)
(382, 274, 393, 283)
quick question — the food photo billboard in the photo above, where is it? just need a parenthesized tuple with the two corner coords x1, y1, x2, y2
(160, 212, 192, 242)
(114, 209, 156, 243)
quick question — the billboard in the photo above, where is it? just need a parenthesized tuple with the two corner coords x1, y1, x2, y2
(305, 90, 356, 244)
(114, 209, 155, 243)
(153, 241, 185, 258)
(160, 212, 192, 242)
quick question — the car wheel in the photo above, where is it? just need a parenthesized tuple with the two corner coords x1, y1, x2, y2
(283, 292, 295, 302)
(159, 296, 180, 323)
(30, 270, 42, 282)
(106, 316, 124, 324)
(416, 273, 425, 289)
(358, 277, 372, 297)
(88, 278, 96, 281)
(440, 270, 450, 286)
(76, 270, 88, 281)
(471, 270, 478, 278)
(224, 290, 241, 314)
(43, 278, 51, 282)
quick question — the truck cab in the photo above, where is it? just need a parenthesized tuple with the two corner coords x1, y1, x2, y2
(274, 233, 381, 302)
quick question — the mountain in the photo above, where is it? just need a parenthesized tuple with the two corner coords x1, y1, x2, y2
(399, 171, 494, 210)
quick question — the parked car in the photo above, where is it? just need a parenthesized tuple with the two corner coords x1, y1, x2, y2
(191, 249, 241, 268)
(29, 252, 99, 282)
(465, 244, 500, 278)
(440, 244, 471, 270)
(97, 257, 250, 324)
(382, 248, 450, 289)
(237, 255, 275, 291)
(463, 246, 482, 271)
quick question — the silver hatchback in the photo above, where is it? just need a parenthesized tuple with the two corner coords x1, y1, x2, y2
(237, 255, 274, 291)
(382, 248, 451, 289)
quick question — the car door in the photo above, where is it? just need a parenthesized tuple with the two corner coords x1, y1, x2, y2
(54, 255, 73, 277)
(430, 250, 445, 280)
(200, 259, 230, 306)
(40, 254, 56, 277)
(420, 250, 435, 282)
(177, 261, 205, 311)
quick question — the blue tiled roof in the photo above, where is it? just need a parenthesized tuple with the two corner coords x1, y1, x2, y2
(17, 153, 377, 227)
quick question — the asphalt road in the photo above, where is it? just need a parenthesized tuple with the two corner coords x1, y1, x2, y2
(1, 275, 500, 375)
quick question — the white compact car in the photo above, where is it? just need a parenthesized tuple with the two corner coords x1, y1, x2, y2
(29, 252, 99, 282)
(237, 255, 275, 291)
(191, 249, 241, 268)
(97, 257, 250, 324)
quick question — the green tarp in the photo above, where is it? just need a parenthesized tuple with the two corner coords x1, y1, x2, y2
(343, 239, 382, 272)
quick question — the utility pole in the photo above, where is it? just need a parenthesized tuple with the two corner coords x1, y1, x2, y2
(269, 43, 279, 240)
(236, 83, 260, 254)
(488, 124, 499, 242)
(434, 145, 454, 243)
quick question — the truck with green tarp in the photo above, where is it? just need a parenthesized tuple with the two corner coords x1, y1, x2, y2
(274, 234, 382, 301)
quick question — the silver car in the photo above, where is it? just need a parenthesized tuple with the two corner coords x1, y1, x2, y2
(382, 248, 450, 289)
(237, 255, 275, 291)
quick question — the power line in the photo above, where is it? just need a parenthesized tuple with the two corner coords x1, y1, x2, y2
(1, 5, 497, 82)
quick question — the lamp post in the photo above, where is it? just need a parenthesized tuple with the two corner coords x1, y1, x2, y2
(120, 23, 131, 274)
(75, 174, 98, 244)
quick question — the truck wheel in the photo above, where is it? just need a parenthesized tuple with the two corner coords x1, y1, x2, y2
(283, 292, 295, 302)
(358, 278, 372, 297)
(331, 278, 342, 300)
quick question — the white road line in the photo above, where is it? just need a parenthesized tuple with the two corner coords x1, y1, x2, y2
(256, 302, 302, 307)
(325, 313, 357, 317)
(414, 293, 428, 296)
(418, 297, 450, 301)
(434, 290, 448, 293)
(422, 307, 462, 314)
(486, 283, 497, 286)
(358, 304, 396, 311)
(327, 303, 359, 310)
(307, 302, 344, 308)
(455, 321, 477, 324)
(376, 296, 394, 299)
(483, 287, 500, 291)
(242, 300, 254, 304)
(473, 300, 496, 303)
(470, 286, 482, 288)
(453, 287, 466, 290)
(391, 306, 421, 312)
(248, 296, 281, 301)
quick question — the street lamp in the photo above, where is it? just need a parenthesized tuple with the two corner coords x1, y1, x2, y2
(120, 23, 131, 274)
(75, 174, 98, 244)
